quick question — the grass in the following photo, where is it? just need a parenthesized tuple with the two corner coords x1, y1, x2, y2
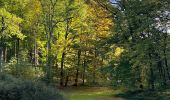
(62, 86, 170, 100)
(114, 88, 170, 100)
(62, 87, 124, 100)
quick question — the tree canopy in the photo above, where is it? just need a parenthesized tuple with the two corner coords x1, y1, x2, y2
(0, 0, 170, 97)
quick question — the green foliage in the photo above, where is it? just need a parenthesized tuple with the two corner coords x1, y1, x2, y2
(0, 8, 25, 39)
(0, 74, 64, 100)
(3, 57, 44, 80)
(1, 0, 170, 96)
(106, 0, 170, 89)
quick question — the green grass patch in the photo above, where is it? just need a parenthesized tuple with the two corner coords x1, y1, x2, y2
(62, 86, 170, 100)
(62, 87, 124, 100)
(114, 89, 170, 100)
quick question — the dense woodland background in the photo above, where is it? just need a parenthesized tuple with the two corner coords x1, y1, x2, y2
(0, 0, 170, 100)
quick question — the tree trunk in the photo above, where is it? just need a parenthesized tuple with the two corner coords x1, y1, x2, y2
(34, 28, 38, 67)
(42, 0, 58, 84)
(164, 57, 170, 80)
(16, 38, 20, 77)
(163, 34, 170, 80)
(3, 47, 7, 63)
(14, 40, 17, 58)
(46, 31, 53, 83)
(157, 57, 166, 86)
(0, 48, 2, 71)
(149, 52, 155, 90)
(55, 56, 58, 76)
(65, 75, 69, 87)
(0, 17, 5, 71)
(154, 52, 167, 87)
(74, 50, 81, 86)
(60, 14, 70, 86)
(60, 51, 65, 86)
(93, 49, 97, 84)
(82, 51, 86, 85)
(0, 41, 2, 71)
(150, 67, 155, 90)
(17, 39, 19, 64)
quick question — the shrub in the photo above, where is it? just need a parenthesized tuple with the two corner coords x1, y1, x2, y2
(3, 57, 44, 80)
(0, 74, 64, 100)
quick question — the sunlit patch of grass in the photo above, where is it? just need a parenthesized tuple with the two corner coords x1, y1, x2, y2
(63, 87, 124, 100)
(64, 86, 170, 100)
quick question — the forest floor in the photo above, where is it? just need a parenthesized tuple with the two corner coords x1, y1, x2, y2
(62, 87, 125, 100)
(61, 86, 170, 100)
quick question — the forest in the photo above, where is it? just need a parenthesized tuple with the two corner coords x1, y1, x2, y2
(0, 0, 170, 100)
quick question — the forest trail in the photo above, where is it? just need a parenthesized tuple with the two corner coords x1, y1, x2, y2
(62, 87, 125, 100)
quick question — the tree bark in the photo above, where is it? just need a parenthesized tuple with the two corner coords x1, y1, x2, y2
(41, 0, 58, 84)
(74, 50, 81, 86)
(65, 75, 69, 87)
(0, 17, 5, 71)
(60, 11, 70, 86)
(93, 49, 97, 84)
(149, 52, 155, 90)
(82, 51, 87, 85)
(60, 51, 66, 86)
(154, 52, 167, 87)
(33, 28, 38, 67)
(0, 47, 2, 71)
(3, 47, 7, 63)
(163, 34, 170, 80)
(46, 31, 53, 83)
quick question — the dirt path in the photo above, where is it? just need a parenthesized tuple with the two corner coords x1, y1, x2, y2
(62, 87, 125, 100)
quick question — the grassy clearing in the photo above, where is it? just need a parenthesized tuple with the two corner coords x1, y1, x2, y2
(62, 87, 170, 100)
(62, 87, 124, 100)
(114, 88, 170, 100)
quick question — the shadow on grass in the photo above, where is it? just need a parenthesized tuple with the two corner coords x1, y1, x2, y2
(114, 89, 170, 100)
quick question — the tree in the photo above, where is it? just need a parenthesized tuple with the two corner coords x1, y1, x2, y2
(106, 0, 170, 89)
(0, 8, 24, 71)
(40, 0, 60, 83)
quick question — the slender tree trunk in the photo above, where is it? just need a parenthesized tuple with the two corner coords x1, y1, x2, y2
(42, 0, 58, 84)
(150, 67, 155, 90)
(34, 28, 38, 67)
(154, 52, 167, 86)
(60, 14, 70, 86)
(162, 66, 167, 86)
(82, 51, 86, 85)
(60, 51, 66, 86)
(29, 49, 33, 66)
(163, 34, 170, 80)
(74, 50, 81, 86)
(75, 69, 79, 86)
(0, 47, 2, 71)
(93, 68, 96, 84)
(46, 30, 53, 83)
(65, 75, 69, 87)
(157, 57, 166, 86)
(164, 57, 170, 79)
(0, 17, 5, 71)
(0, 40, 2, 71)
(55, 56, 58, 76)
(16, 38, 20, 77)
(149, 52, 155, 90)
(9, 47, 12, 60)
(60, 31, 69, 86)
(17, 39, 19, 64)
(93, 49, 97, 84)
(14, 40, 17, 58)
(4, 47, 7, 63)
